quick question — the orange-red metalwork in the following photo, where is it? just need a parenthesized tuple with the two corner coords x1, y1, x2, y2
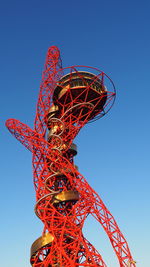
(6, 46, 136, 267)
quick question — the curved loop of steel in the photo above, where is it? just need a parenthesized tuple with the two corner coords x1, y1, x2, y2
(6, 46, 136, 267)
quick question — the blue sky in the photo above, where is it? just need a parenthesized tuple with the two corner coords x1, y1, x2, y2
(1, 1, 150, 266)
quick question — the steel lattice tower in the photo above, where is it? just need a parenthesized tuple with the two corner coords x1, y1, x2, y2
(6, 46, 136, 267)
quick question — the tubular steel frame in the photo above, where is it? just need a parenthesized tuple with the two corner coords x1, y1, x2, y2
(6, 46, 136, 267)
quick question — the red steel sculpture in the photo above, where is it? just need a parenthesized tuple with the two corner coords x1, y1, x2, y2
(6, 46, 136, 267)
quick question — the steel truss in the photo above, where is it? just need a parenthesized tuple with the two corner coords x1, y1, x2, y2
(6, 46, 136, 267)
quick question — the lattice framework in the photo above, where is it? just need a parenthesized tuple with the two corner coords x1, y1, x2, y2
(6, 46, 136, 267)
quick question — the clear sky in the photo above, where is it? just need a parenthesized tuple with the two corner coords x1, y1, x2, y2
(1, 1, 150, 266)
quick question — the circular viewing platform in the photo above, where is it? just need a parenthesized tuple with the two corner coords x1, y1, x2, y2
(53, 71, 108, 121)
